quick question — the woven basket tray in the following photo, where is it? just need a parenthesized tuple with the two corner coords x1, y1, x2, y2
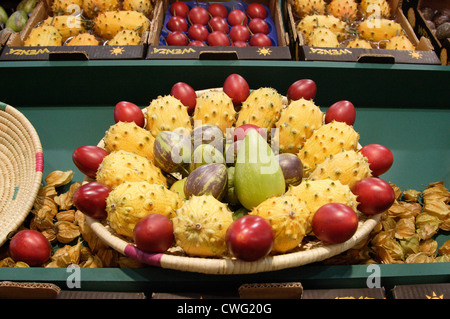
(0, 102, 44, 246)
(84, 88, 380, 274)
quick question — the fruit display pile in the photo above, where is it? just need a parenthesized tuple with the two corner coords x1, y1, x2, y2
(160, 0, 278, 47)
(420, 6, 450, 42)
(1, 74, 449, 269)
(0, 0, 37, 33)
(20, 0, 154, 47)
(292, 0, 418, 51)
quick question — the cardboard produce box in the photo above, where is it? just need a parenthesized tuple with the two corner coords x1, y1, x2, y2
(0, 0, 154, 61)
(287, 0, 441, 64)
(146, 0, 291, 60)
(402, 0, 450, 65)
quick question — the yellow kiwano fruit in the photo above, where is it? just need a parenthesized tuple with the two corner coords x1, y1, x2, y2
(106, 181, 182, 239)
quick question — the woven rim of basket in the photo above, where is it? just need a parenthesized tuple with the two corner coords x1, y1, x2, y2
(0, 102, 44, 246)
(82, 88, 381, 274)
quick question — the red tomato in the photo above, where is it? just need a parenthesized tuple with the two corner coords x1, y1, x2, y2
(246, 3, 268, 19)
(188, 40, 207, 46)
(170, 82, 197, 114)
(232, 40, 249, 47)
(166, 31, 189, 45)
(208, 3, 228, 18)
(351, 177, 395, 215)
(114, 101, 145, 127)
(225, 215, 274, 261)
(72, 145, 109, 179)
(233, 124, 267, 141)
(248, 18, 269, 34)
(325, 100, 356, 125)
(223, 73, 250, 105)
(207, 31, 230, 46)
(188, 23, 209, 41)
(133, 214, 174, 253)
(170, 1, 189, 18)
(188, 6, 209, 25)
(229, 25, 251, 43)
(73, 182, 112, 219)
(311, 203, 359, 244)
(360, 144, 394, 176)
(287, 79, 317, 101)
(208, 16, 229, 33)
(250, 33, 272, 46)
(228, 9, 248, 26)
(167, 15, 188, 32)
(9, 230, 52, 266)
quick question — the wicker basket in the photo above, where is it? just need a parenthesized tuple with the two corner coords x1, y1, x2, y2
(84, 88, 380, 274)
(0, 102, 44, 246)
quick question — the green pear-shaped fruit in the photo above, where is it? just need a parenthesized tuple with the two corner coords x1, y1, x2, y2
(0, 6, 8, 24)
(235, 129, 285, 210)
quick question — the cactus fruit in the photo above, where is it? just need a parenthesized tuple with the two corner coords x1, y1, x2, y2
(96, 150, 167, 189)
(145, 95, 192, 138)
(51, 0, 83, 15)
(273, 98, 323, 154)
(358, 18, 403, 42)
(193, 90, 237, 134)
(236, 87, 283, 130)
(103, 121, 155, 161)
(297, 120, 360, 176)
(346, 38, 372, 48)
(23, 25, 63, 46)
(309, 150, 372, 188)
(385, 35, 416, 51)
(172, 195, 234, 257)
(327, 0, 358, 22)
(359, 0, 391, 19)
(122, 0, 153, 16)
(42, 15, 85, 41)
(291, 0, 326, 18)
(307, 27, 340, 48)
(106, 181, 182, 239)
(66, 33, 100, 45)
(296, 14, 348, 42)
(82, 0, 120, 18)
(286, 178, 359, 228)
(108, 29, 142, 45)
(250, 195, 311, 253)
(93, 10, 150, 40)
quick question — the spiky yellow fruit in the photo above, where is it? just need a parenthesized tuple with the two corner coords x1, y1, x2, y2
(108, 29, 142, 45)
(307, 27, 340, 47)
(122, 0, 153, 16)
(66, 33, 100, 46)
(96, 150, 166, 189)
(286, 178, 359, 229)
(297, 120, 360, 176)
(385, 35, 416, 51)
(144, 95, 192, 137)
(358, 18, 403, 42)
(82, 0, 120, 18)
(328, 0, 358, 22)
(309, 150, 372, 188)
(193, 90, 237, 133)
(292, 0, 326, 18)
(103, 121, 155, 161)
(173, 195, 234, 257)
(297, 14, 348, 42)
(24, 25, 63, 46)
(359, 0, 391, 19)
(250, 195, 311, 253)
(51, 0, 83, 15)
(42, 15, 85, 41)
(93, 10, 151, 40)
(106, 181, 182, 239)
(346, 38, 372, 48)
(236, 87, 283, 130)
(273, 98, 323, 154)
